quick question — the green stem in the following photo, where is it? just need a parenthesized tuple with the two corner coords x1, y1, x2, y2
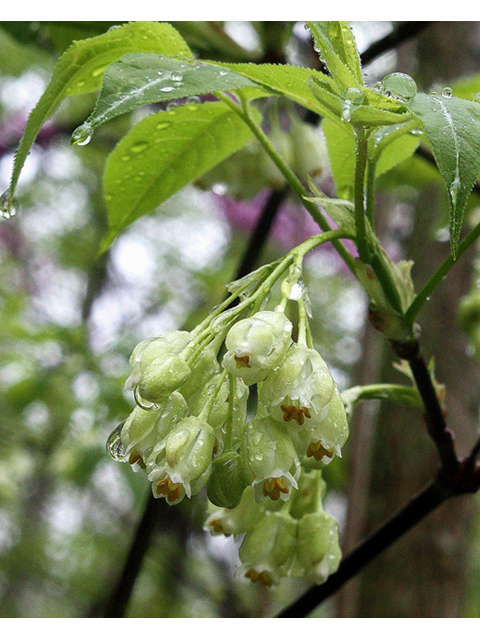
(219, 93, 357, 275)
(405, 219, 480, 326)
(353, 127, 371, 263)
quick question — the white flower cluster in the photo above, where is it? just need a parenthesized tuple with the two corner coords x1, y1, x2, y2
(107, 265, 349, 587)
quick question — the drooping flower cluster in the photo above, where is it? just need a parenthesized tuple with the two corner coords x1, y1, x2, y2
(107, 257, 349, 587)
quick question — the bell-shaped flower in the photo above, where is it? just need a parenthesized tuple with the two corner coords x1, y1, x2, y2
(203, 486, 264, 538)
(242, 407, 300, 503)
(148, 415, 215, 501)
(223, 310, 293, 385)
(301, 388, 349, 464)
(260, 343, 336, 432)
(291, 510, 342, 584)
(137, 353, 191, 405)
(121, 391, 188, 470)
(238, 511, 298, 586)
(124, 330, 191, 391)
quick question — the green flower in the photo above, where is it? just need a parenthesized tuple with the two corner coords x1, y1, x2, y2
(242, 408, 300, 503)
(125, 330, 191, 391)
(121, 391, 188, 470)
(137, 353, 191, 404)
(239, 511, 298, 586)
(148, 415, 215, 501)
(291, 510, 342, 584)
(260, 343, 336, 431)
(223, 311, 293, 386)
(203, 486, 264, 538)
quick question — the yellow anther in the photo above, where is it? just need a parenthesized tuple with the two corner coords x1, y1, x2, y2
(306, 441, 334, 461)
(155, 477, 182, 503)
(234, 354, 251, 368)
(280, 403, 311, 426)
(245, 569, 273, 587)
(263, 476, 289, 500)
(208, 518, 229, 536)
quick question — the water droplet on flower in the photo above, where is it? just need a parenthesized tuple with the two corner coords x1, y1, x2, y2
(1, 189, 19, 220)
(379, 72, 417, 103)
(106, 422, 126, 461)
(71, 122, 94, 146)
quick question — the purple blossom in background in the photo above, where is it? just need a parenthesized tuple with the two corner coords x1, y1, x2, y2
(214, 190, 358, 273)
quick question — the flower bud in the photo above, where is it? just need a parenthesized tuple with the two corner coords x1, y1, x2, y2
(137, 354, 191, 404)
(239, 511, 298, 586)
(178, 340, 220, 401)
(223, 311, 293, 386)
(261, 343, 335, 431)
(242, 410, 300, 503)
(302, 387, 349, 463)
(125, 331, 191, 391)
(291, 120, 328, 179)
(207, 450, 249, 509)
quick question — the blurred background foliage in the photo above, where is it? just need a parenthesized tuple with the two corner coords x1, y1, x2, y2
(1, 21, 480, 618)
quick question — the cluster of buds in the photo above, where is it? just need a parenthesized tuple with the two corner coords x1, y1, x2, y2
(107, 255, 349, 587)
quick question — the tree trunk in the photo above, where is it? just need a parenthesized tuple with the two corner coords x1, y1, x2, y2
(345, 22, 480, 617)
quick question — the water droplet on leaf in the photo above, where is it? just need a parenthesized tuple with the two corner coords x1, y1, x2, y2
(442, 87, 453, 99)
(380, 72, 417, 102)
(71, 122, 94, 146)
(1, 190, 19, 219)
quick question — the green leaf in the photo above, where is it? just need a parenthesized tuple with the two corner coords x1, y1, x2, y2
(216, 62, 341, 118)
(81, 54, 257, 134)
(307, 21, 363, 90)
(304, 178, 356, 237)
(101, 100, 255, 250)
(408, 92, 480, 257)
(322, 117, 355, 200)
(8, 21, 192, 201)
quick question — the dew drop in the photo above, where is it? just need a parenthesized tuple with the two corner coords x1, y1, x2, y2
(171, 71, 183, 82)
(106, 422, 126, 461)
(130, 141, 149, 154)
(380, 72, 417, 103)
(160, 86, 174, 93)
(442, 87, 453, 99)
(71, 122, 94, 146)
(0, 189, 19, 220)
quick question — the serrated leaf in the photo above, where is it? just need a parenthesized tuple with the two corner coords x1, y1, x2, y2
(8, 21, 192, 200)
(82, 54, 257, 133)
(408, 92, 480, 257)
(101, 100, 255, 250)
(308, 21, 363, 90)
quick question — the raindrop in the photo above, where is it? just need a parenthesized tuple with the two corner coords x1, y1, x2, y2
(186, 95, 201, 105)
(380, 72, 417, 103)
(134, 385, 160, 411)
(1, 189, 19, 220)
(171, 71, 183, 82)
(71, 122, 94, 146)
(340, 88, 364, 123)
(160, 86, 174, 93)
(106, 422, 126, 461)
(130, 141, 149, 154)
(442, 87, 453, 99)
